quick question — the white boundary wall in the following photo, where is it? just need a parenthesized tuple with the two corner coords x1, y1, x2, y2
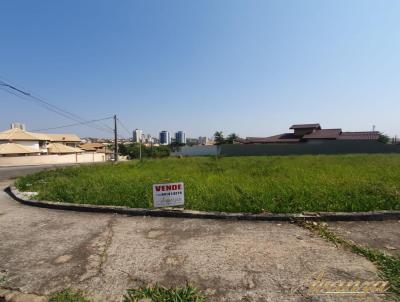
(0, 153, 107, 167)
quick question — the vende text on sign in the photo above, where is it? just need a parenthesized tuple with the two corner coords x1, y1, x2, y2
(152, 182, 184, 208)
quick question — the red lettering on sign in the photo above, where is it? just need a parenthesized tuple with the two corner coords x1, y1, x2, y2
(155, 183, 182, 192)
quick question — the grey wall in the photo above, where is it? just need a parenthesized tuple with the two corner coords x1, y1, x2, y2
(171, 145, 219, 156)
(220, 141, 400, 156)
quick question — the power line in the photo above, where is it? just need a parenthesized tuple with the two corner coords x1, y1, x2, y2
(31, 116, 114, 132)
(117, 118, 132, 137)
(0, 81, 111, 133)
(0, 80, 84, 122)
(0, 79, 113, 134)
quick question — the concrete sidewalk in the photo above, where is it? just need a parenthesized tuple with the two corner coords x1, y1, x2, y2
(327, 220, 400, 257)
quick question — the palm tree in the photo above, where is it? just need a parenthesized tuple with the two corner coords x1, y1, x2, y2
(213, 131, 225, 145)
(226, 133, 239, 144)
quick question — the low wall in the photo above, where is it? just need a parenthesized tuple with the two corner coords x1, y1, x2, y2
(171, 145, 219, 156)
(0, 152, 107, 167)
(220, 141, 400, 156)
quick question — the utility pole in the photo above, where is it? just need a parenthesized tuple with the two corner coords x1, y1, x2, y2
(114, 114, 118, 162)
(139, 139, 142, 160)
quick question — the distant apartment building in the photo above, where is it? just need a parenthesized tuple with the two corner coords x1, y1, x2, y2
(198, 136, 214, 145)
(175, 131, 186, 144)
(159, 130, 171, 145)
(132, 129, 143, 143)
(140, 134, 158, 147)
(142, 134, 152, 144)
(145, 134, 156, 144)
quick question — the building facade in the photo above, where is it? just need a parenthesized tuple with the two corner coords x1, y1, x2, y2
(159, 130, 171, 145)
(133, 129, 143, 143)
(175, 131, 186, 144)
(198, 136, 214, 145)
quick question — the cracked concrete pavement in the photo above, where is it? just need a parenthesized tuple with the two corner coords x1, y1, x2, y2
(0, 166, 395, 301)
(326, 220, 400, 257)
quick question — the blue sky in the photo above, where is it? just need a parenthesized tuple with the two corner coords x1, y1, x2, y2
(1, 0, 399, 139)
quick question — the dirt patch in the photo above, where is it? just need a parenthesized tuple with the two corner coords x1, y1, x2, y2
(54, 255, 73, 264)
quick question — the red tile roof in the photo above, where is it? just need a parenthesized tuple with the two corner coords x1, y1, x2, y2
(244, 133, 301, 144)
(234, 124, 381, 144)
(290, 123, 321, 130)
(303, 129, 342, 139)
(338, 131, 380, 141)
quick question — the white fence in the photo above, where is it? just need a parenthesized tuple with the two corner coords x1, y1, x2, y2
(0, 152, 107, 167)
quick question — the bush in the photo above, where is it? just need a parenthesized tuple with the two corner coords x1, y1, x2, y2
(378, 133, 390, 144)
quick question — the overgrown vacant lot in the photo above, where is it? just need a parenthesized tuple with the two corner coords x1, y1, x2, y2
(16, 155, 400, 213)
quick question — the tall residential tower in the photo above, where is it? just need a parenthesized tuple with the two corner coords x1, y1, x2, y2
(159, 130, 171, 145)
(175, 131, 186, 144)
(133, 129, 143, 143)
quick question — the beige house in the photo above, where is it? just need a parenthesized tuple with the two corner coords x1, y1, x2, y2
(0, 128, 50, 154)
(0, 126, 82, 156)
(47, 134, 81, 148)
(80, 142, 113, 156)
(46, 143, 83, 155)
(0, 124, 115, 166)
(0, 143, 41, 157)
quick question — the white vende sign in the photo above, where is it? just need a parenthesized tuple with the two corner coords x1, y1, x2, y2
(152, 182, 184, 208)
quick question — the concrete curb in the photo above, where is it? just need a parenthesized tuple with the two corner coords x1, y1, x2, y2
(6, 186, 400, 222)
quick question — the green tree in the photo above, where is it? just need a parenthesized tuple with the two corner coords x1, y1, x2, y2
(118, 143, 171, 159)
(118, 143, 140, 158)
(226, 133, 239, 144)
(118, 143, 128, 155)
(214, 131, 225, 145)
(378, 133, 390, 144)
(170, 141, 185, 152)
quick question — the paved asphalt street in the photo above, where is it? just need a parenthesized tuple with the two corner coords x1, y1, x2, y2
(0, 165, 397, 302)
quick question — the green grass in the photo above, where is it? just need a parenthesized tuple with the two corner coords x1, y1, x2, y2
(0, 275, 6, 286)
(123, 283, 205, 302)
(15, 155, 400, 213)
(48, 289, 90, 302)
(301, 221, 400, 300)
